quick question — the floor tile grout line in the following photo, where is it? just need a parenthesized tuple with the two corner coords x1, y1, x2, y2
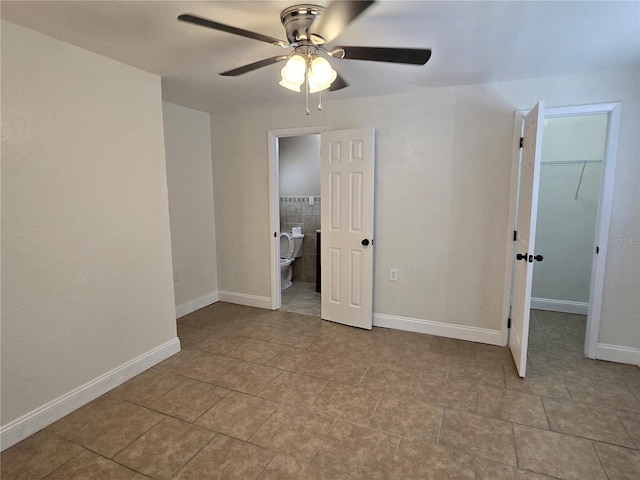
(191, 388, 233, 425)
(614, 410, 640, 450)
(516, 464, 565, 480)
(366, 390, 385, 427)
(539, 394, 553, 432)
(389, 432, 403, 476)
(167, 432, 221, 480)
(434, 406, 444, 446)
(585, 436, 640, 450)
(76, 447, 154, 480)
(82, 400, 169, 462)
(541, 397, 640, 448)
(244, 404, 280, 448)
(254, 453, 278, 480)
(105, 407, 170, 468)
(357, 361, 373, 384)
(32, 442, 87, 480)
(126, 397, 211, 426)
(510, 421, 520, 471)
(127, 374, 192, 411)
(525, 414, 639, 450)
(309, 417, 338, 464)
(591, 440, 612, 480)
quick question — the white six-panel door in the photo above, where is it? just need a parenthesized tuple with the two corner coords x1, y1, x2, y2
(320, 128, 375, 329)
(510, 102, 545, 376)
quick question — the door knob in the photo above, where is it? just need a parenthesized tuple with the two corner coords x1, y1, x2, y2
(361, 239, 370, 246)
(516, 253, 527, 261)
(534, 254, 543, 262)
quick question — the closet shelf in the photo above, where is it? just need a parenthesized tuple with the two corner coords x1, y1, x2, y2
(540, 159, 602, 166)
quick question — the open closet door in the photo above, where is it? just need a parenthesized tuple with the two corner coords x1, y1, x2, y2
(510, 102, 545, 377)
(320, 128, 375, 329)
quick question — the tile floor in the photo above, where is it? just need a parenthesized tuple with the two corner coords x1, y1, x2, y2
(280, 281, 321, 317)
(2, 306, 639, 479)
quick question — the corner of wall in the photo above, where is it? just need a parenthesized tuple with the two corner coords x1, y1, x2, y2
(176, 291, 220, 318)
(0, 338, 180, 452)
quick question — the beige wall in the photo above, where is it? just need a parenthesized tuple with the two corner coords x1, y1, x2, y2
(210, 67, 639, 351)
(163, 101, 218, 311)
(1, 22, 177, 426)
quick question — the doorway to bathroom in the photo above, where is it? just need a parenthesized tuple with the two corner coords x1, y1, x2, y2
(269, 126, 376, 328)
(267, 126, 327, 316)
(278, 134, 322, 316)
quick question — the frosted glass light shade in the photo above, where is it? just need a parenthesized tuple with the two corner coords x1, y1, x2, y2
(279, 75, 302, 92)
(279, 54, 306, 92)
(308, 56, 337, 93)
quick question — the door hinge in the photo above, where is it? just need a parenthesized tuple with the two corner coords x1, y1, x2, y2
(596, 246, 600, 254)
(519, 137, 524, 148)
(513, 230, 517, 241)
(508, 317, 512, 328)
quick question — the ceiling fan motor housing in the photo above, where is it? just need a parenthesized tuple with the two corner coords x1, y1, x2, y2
(280, 4, 324, 44)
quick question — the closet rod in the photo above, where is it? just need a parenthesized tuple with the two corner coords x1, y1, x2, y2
(540, 159, 602, 166)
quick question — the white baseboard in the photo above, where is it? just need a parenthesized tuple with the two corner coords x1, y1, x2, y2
(596, 343, 640, 366)
(176, 291, 219, 318)
(0, 337, 181, 452)
(373, 313, 503, 346)
(218, 290, 272, 309)
(531, 297, 589, 315)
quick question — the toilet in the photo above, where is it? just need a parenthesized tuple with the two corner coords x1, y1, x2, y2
(280, 231, 304, 291)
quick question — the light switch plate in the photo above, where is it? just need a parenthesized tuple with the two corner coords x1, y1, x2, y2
(390, 268, 398, 281)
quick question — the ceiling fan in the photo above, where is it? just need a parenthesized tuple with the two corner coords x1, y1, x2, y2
(178, 1, 432, 112)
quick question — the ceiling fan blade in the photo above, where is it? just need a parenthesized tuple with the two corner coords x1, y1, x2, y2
(329, 73, 349, 91)
(309, 1, 375, 45)
(178, 14, 287, 46)
(220, 56, 288, 76)
(336, 46, 432, 65)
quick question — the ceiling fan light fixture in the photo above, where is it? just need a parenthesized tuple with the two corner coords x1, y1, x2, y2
(279, 54, 306, 91)
(179, 2, 432, 115)
(279, 77, 302, 92)
(308, 56, 337, 93)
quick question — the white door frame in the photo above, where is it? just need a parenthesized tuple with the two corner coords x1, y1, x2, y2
(267, 126, 329, 310)
(502, 102, 621, 359)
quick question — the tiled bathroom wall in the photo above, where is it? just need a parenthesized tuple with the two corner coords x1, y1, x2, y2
(280, 196, 320, 284)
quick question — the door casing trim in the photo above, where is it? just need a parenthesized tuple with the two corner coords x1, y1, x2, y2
(267, 126, 329, 310)
(502, 102, 622, 360)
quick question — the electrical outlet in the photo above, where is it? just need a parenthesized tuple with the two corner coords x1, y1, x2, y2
(389, 268, 398, 281)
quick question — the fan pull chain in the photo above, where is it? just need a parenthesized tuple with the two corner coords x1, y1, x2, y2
(318, 89, 323, 110)
(305, 60, 310, 115)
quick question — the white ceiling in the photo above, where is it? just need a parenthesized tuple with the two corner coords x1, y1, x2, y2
(2, 1, 639, 113)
